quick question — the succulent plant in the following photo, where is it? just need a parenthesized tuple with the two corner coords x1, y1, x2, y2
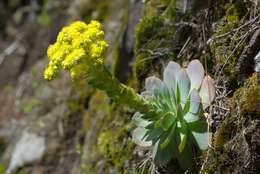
(132, 59, 215, 170)
(44, 21, 215, 171)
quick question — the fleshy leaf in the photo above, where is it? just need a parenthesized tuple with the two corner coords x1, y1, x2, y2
(183, 98, 190, 115)
(154, 85, 172, 111)
(145, 127, 164, 144)
(189, 89, 201, 114)
(161, 112, 176, 131)
(186, 59, 204, 90)
(155, 119, 162, 128)
(168, 86, 177, 108)
(176, 141, 194, 171)
(177, 121, 188, 153)
(163, 61, 181, 91)
(141, 109, 161, 121)
(175, 123, 195, 170)
(145, 127, 164, 145)
(132, 112, 151, 128)
(140, 91, 153, 100)
(145, 76, 163, 93)
(176, 84, 181, 104)
(153, 124, 176, 164)
(199, 76, 215, 109)
(176, 69, 190, 106)
(160, 84, 175, 110)
(189, 120, 209, 150)
(132, 127, 152, 147)
(152, 141, 159, 160)
(184, 112, 200, 123)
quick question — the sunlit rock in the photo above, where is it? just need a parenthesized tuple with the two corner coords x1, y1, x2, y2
(6, 131, 45, 174)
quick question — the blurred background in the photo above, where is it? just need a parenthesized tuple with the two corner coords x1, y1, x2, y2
(0, 0, 141, 173)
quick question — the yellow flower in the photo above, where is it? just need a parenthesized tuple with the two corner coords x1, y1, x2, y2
(44, 65, 58, 81)
(44, 20, 108, 81)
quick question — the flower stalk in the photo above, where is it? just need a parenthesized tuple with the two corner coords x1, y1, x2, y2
(86, 62, 151, 113)
(44, 20, 152, 113)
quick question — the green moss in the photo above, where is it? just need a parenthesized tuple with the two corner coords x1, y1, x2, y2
(209, 5, 248, 89)
(82, 91, 110, 132)
(210, 15, 241, 65)
(134, 16, 176, 90)
(234, 73, 260, 119)
(80, 90, 139, 174)
(202, 74, 260, 173)
(79, 91, 111, 174)
(135, 16, 164, 51)
(226, 5, 239, 23)
(142, 0, 170, 18)
(97, 127, 134, 173)
(161, 0, 177, 19)
(214, 116, 237, 151)
(210, 0, 229, 21)
(225, 1, 246, 23)
(96, 101, 136, 173)
(200, 149, 221, 173)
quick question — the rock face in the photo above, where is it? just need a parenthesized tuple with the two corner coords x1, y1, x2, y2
(0, 57, 79, 174)
(6, 132, 45, 174)
(0, 0, 259, 174)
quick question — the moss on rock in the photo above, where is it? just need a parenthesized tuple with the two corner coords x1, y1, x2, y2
(97, 126, 134, 173)
(80, 90, 140, 174)
(134, 15, 177, 90)
(202, 74, 260, 173)
(236, 74, 260, 117)
(209, 1, 249, 90)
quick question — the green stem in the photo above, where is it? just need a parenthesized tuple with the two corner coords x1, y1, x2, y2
(87, 64, 151, 113)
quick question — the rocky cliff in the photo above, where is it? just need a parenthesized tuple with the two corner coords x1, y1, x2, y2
(0, 0, 259, 174)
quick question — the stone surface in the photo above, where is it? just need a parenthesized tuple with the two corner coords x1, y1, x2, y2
(0, 0, 259, 174)
(6, 132, 45, 174)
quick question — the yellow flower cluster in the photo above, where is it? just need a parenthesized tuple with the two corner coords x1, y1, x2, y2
(44, 20, 108, 80)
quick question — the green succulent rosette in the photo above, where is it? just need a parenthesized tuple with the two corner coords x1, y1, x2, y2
(132, 60, 215, 169)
